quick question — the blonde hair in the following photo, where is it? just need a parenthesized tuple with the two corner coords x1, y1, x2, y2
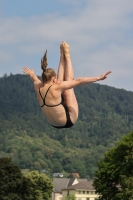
(41, 50, 56, 83)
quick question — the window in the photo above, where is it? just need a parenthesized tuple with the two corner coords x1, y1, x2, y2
(78, 191, 81, 194)
(87, 191, 89, 194)
(91, 191, 93, 194)
(67, 191, 69, 196)
(86, 198, 90, 200)
(83, 191, 85, 194)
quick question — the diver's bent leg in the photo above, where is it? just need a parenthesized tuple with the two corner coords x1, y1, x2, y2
(62, 42, 78, 124)
(57, 42, 65, 82)
(62, 42, 74, 81)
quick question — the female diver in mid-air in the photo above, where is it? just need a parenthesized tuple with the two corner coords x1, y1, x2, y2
(23, 41, 111, 128)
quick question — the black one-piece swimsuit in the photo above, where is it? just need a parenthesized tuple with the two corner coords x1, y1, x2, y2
(39, 84, 74, 129)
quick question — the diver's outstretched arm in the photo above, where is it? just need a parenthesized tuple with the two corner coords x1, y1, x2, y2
(76, 71, 112, 84)
(56, 71, 112, 91)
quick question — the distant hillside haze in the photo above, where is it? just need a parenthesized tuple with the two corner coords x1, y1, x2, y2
(0, 74, 133, 178)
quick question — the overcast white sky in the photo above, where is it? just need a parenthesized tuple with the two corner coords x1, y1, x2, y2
(0, 0, 133, 91)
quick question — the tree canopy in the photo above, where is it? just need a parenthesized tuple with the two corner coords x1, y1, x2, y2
(0, 157, 33, 200)
(26, 170, 53, 200)
(0, 158, 53, 200)
(93, 131, 133, 200)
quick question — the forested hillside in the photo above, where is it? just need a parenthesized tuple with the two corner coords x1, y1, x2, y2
(0, 74, 133, 178)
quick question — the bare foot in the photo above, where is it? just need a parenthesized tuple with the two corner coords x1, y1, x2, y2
(62, 41, 70, 59)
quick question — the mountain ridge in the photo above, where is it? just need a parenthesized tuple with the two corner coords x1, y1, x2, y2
(0, 74, 133, 178)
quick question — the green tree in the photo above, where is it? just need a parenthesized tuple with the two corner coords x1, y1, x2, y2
(65, 194, 76, 200)
(93, 131, 133, 200)
(0, 157, 33, 200)
(26, 170, 53, 200)
(115, 176, 133, 199)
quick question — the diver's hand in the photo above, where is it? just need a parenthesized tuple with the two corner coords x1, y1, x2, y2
(23, 67, 34, 76)
(98, 71, 112, 81)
